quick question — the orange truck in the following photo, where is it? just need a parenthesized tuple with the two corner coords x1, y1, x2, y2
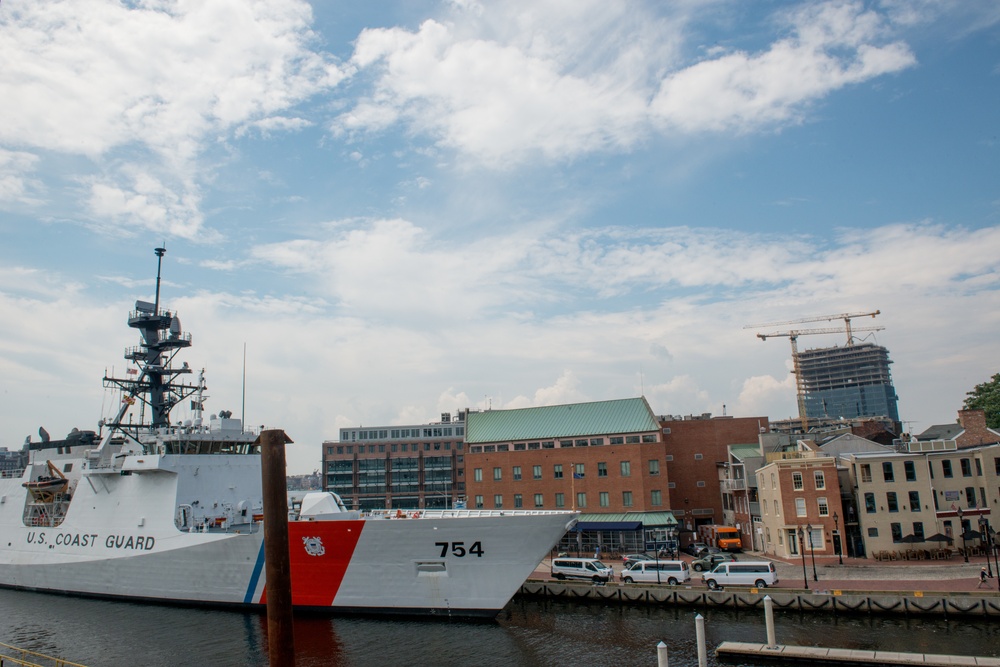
(698, 524, 742, 552)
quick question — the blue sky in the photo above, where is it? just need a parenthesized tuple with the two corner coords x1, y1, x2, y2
(1, 1, 998, 473)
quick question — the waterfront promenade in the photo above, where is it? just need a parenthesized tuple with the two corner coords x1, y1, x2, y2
(532, 550, 1000, 594)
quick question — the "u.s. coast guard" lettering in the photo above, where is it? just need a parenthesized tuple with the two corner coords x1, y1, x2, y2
(25, 532, 156, 551)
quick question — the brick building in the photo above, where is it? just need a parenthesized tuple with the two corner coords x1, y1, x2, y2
(465, 397, 678, 553)
(755, 447, 844, 563)
(659, 414, 767, 547)
(321, 412, 467, 510)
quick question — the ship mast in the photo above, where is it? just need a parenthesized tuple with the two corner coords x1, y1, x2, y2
(102, 247, 198, 439)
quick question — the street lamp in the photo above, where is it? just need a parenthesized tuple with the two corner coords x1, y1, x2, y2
(833, 512, 843, 565)
(806, 523, 818, 581)
(980, 517, 993, 578)
(797, 526, 809, 591)
(958, 507, 968, 563)
(990, 527, 1000, 593)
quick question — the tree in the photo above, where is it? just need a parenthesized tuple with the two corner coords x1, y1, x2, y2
(964, 373, 1000, 429)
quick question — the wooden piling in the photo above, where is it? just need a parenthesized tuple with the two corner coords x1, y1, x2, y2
(260, 429, 295, 667)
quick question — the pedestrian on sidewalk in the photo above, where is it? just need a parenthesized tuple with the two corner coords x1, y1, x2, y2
(978, 567, 990, 588)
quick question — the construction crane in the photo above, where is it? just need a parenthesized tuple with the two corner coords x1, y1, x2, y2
(744, 311, 883, 434)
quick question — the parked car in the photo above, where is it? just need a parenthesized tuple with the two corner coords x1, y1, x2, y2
(551, 557, 614, 583)
(683, 542, 709, 557)
(621, 560, 691, 586)
(622, 554, 653, 566)
(702, 561, 778, 590)
(691, 553, 738, 572)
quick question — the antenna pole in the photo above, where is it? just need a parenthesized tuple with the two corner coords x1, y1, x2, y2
(242, 342, 247, 431)
(153, 246, 166, 314)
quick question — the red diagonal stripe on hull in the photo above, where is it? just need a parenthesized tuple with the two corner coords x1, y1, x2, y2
(259, 521, 365, 606)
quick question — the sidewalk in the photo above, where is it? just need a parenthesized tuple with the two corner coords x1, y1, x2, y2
(533, 551, 1000, 594)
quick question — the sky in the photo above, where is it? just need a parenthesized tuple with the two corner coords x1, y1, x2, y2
(1, 1, 999, 475)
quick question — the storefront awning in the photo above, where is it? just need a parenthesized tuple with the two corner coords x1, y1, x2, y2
(573, 521, 643, 531)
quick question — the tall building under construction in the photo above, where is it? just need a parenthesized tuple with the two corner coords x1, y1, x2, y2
(797, 342, 899, 422)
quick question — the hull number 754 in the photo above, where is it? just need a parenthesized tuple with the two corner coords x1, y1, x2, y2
(436, 541, 484, 557)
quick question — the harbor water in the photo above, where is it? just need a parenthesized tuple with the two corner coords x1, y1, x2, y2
(2, 590, 999, 667)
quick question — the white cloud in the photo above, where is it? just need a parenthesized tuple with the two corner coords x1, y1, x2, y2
(0, 149, 43, 205)
(334, 1, 915, 165)
(0, 0, 346, 235)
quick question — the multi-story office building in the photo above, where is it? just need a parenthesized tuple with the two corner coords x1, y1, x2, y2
(321, 412, 467, 510)
(798, 342, 900, 423)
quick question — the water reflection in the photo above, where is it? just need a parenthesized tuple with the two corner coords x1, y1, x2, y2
(0, 590, 997, 667)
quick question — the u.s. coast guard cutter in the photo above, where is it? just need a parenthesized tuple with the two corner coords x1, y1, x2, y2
(0, 247, 577, 617)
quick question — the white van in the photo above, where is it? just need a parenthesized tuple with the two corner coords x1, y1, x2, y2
(701, 561, 778, 590)
(621, 560, 690, 586)
(551, 558, 614, 583)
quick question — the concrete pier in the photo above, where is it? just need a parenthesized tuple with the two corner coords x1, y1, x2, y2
(716, 641, 1000, 666)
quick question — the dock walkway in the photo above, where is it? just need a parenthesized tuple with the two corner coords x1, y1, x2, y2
(716, 641, 1000, 666)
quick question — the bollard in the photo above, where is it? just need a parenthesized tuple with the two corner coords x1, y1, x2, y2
(764, 595, 776, 648)
(657, 640, 669, 667)
(261, 429, 296, 667)
(695, 614, 707, 667)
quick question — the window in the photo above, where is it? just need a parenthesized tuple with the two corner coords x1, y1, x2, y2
(610, 437, 624, 445)
(649, 459, 660, 475)
(965, 486, 976, 507)
(694, 453, 703, 460)
(576, 492, 586, 508)
(513, 466, 522, 481)
(814, 471, 825, 489)
(474, 468, 482, 482)
(867, 527, 879, 538)
(774, 499, 779, 516)
(886, 491, 898, 512)
(475, 495, 484, 509)
(864, 492, 876, 513)
(860, 464, 872, 483)
(493, 467, 502, 481)
(620, 461, 631, 477)
(554, 464, 563, 479)
(795, 497, 806, 517)
(651, 489, 662, 506)
(555, 493, 565, 508)
(904, 461, 916, 482)
(574, 463, 585, 477)
(533, 493, 543, 508)
(771, 473, 776, 489)
(976, 459, 982, 476)
(598, 462, 608, 477)
(908, 491, 920, 512)
(942, 460, 953, 478)
(533, 465, 542, 480)
(622, 491, 633, 507)
(514, 494, 523, 508)
(995, 457, 1000, 475)
(890, 523, 903, 543)
(792, 472, 803, 490)
(494, 494, 503, 508)
(913, 522, 925, 541)
(626, 435, 640, 444)
(599, 492, 609, 507)
(961, 459, 972, 477)
(817, 497, 829, 516)
(882, 462, 894, 482)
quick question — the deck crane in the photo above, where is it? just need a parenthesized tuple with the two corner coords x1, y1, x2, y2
(743, 311, 883, 434)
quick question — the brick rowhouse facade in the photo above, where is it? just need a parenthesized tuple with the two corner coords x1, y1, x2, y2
(660, 415, 767, 545)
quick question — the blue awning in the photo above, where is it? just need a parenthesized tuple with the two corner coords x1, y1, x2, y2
(573, 521, 642, 531)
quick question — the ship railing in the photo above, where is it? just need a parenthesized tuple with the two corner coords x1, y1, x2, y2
(368, 508, 576, 519)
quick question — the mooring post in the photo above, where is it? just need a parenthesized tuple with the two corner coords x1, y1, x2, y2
(656, 640, 669, 667)
(764, 595, 777, 648)
(261, 428, 295, 667)
(695, 613, 707, 667)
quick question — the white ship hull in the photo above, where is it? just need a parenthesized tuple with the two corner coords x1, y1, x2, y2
(0, 454, 576, 617)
